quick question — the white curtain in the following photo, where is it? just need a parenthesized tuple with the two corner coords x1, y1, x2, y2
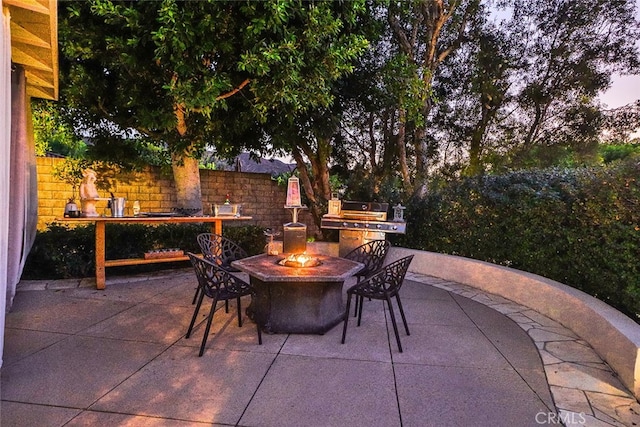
(0, 7, 37, 368)
(0, 6, 12, 368)
(9, 64, 31, 307)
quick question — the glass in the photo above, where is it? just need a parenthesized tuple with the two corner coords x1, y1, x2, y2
(264, 228, 281, 256)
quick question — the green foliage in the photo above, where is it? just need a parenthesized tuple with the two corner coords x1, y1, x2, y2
(23, 223, 96, 279)
(272, 171, 296, 187)
(223, 225, 268, 256)
(22, 223, 266, 279)
(51, 158, 88, 198)
(32, 99, 86, 157)
(599, 143, 640, 164)
(393, 157, 640, 321)
(59, 0, 369, 158)
(343, 171, 406, 206)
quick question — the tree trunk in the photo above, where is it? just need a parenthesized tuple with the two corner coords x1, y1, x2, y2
(388, 0, 474, 196)
(171, 151, 203, 212)
(396, 109, 412, 192)
(466, 105, 492, 176)
(172, 104, 203, 212)
(292, 136, 332, 240)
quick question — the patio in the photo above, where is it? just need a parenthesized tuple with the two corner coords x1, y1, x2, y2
(2, 267, 639, 426)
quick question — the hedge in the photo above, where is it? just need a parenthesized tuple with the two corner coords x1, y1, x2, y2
(393, 157, 640, 321)
(22, 224, 266, 279)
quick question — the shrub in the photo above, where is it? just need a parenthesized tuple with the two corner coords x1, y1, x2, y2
(22, 223, 266, 280)
(24, 222, 96, 278)
(394, 157, 640, 321)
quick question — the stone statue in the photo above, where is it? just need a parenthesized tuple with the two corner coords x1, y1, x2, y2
(79, 168, 100, 217)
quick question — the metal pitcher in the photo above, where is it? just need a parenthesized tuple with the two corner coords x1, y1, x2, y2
(110, 197, 126, 217)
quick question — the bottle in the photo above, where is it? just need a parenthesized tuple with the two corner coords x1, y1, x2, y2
(133, 200, 140, 216)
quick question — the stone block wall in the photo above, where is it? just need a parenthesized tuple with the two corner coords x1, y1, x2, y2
(36, 157, 317, 235)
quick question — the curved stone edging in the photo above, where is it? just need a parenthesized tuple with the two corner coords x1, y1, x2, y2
(406, 271, 640, 425)
(385, 246, 640, 401)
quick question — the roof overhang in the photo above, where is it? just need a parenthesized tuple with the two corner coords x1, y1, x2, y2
(5, 0, 58, 100)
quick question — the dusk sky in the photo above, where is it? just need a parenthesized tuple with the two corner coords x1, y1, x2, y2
(598, 0, 640, 109)
(600, 74, 639, 109)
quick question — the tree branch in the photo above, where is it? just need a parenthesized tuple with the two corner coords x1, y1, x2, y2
(215, 78, 251, 101)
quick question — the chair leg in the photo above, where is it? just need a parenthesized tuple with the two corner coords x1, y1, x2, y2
(199, 297, 219, 357)
(256, 323, 263, 345)
(357, 295, 365, 326)
(352, 276, 361, 317)
(225, 300, 229, 313)
(385, 294, 403, 353)
(191, 286, 200, 305)
(236, 296, 243, 327)
(186, 290, 206, 338)
(341, 293, 353, 344)
(395, 294, 410, 336)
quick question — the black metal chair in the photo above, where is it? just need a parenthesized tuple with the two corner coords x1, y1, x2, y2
(193, 233, 249, 305)
(186, 252, 262, 356)
(343, 239, 391, 316)
(341, 255, 414, 352)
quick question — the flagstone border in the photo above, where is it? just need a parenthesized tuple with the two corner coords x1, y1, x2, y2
(407, 272, 640, 426)
(386, 247, 640, 399)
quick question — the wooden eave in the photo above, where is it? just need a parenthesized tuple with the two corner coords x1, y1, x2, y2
(5, 0, 58, 100)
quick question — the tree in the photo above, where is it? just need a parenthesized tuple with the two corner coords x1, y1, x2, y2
(421, 0, 640, 174)
(387, 0, 482, 194)
(602, 101, 640, 145)
(486, 0, 637, 170)
(32, 99, 86, 158)
(263, 106, 341, 236)
(506, 0, 638, 166)
(58, 0, 368, 210)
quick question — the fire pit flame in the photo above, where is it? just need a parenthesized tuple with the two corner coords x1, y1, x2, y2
(278, 252, 322, 268)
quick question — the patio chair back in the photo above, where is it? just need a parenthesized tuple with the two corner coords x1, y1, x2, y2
(197, 232, 248, 272)
(186, 252, 261, 356)
(342, 255, 414, 352)
(188, 252, 249, 300)
(343, 239, 391, 281)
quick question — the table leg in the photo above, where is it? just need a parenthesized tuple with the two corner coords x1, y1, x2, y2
(212, 219, 222, 235)
(95, 221, 106, 289)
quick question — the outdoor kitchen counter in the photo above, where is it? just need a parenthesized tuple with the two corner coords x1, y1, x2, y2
(232, 254, 363, 334)
(57, 215, 252, 290)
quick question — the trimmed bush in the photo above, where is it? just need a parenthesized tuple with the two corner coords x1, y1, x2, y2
(393, 157, 640, 321)
(22, 223, 266, 279)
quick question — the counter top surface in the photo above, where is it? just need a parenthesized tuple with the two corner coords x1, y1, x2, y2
(56, 216, 252, 222)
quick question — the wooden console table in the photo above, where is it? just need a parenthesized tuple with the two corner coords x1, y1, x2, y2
(57, 216, 252, 289)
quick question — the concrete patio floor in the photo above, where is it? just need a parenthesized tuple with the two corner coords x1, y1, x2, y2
(1, 268, 637, 426)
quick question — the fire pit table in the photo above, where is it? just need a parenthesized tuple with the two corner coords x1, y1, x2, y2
(232, 254, 363, 334)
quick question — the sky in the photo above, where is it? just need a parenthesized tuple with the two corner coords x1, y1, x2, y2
(598, 1, 640, 109)
(599, 74, 640, 109)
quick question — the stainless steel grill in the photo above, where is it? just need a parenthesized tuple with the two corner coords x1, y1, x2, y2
(321, 201, 407, 256)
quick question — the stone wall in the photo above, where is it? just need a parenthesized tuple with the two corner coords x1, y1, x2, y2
(36, 157, 317, 235)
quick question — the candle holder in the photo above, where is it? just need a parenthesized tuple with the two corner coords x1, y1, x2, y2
(393, 203, 406, 222)
(264, 228, 281, 256)
(327, 192, 341, 216)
